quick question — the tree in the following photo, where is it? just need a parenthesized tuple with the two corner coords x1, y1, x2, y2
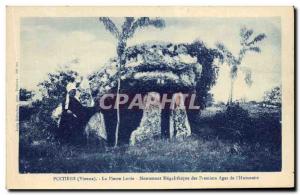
(19, 68, 84, 147)
(19, 88, 34, 101)
(19, 88, 35, 121)
(99, 17, 166, 147)
(186, 40, 221, 110)
(38, 70, 81, 106)
(88, 41, 221, 145)
(216, 27, 266, 103)
(263, 86, 281, 106)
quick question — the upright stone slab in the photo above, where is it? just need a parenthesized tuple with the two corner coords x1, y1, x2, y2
(84, 112, 107, 146)
(130, 92, 161, 145)
(170, 93, 192, 140)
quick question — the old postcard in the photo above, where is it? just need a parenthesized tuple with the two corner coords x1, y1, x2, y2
(6, 6, 294, 189)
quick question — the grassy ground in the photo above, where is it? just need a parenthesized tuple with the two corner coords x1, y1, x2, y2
(19, 104, 281, 173)
(20, 136, 280, 173)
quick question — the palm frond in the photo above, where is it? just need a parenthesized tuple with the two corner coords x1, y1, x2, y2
(246, 33, 266, 46)
(99, 17, 120, 39)
(216, 43, 232, 58)
(230, 65, 238, 79)
(240, 66, 253, 86)
(248, 46, 261, 53)
(216, 42, 238, 66)
(121, 17, 135, 39)
(244, 72, 253, 86)
(240, 27, 254, 42)
(237, 48, 247, 63)
(127, 17, 165, 38)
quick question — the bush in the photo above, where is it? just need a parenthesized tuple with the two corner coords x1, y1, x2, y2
(19, 68, 88, 161)
(205, 103, 281, 148)
(211, 103, 251, 142)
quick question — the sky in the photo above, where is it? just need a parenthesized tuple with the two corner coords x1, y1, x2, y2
(20, 17, 281, 102)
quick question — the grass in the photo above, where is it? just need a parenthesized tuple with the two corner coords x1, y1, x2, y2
(19, 136, 280, 173)
(19, 103, 281, 173)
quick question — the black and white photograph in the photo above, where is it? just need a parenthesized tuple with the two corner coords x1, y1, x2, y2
(5, 6, 294, 189)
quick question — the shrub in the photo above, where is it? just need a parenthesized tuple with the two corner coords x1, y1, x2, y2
(211, 103, 251, 142)
(19, 68, 89, 149)
(207, 103, 281, 148)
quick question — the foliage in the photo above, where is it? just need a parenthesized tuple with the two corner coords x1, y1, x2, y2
(202, 103, 281, 147)
(90, 41, 220, 111)
(216, 27, 266, 102)
(99, 17, 166, 147)
(19, 88, 34, 101)
(20, 88, 281, 173)
(99, 17, 165, 66)
(19, 68, 89, 147)
(19, 88, 35, 121)
(263, 86, 282, 106)
(38, 70, 78, 104)
(211, 103, 251, 142)
(186, 40, 220, 109)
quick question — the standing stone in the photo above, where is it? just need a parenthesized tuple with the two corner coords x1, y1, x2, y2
(170, 93, 192, 140)
(84, 112, 107, 146)
(130, 92, 161, 146)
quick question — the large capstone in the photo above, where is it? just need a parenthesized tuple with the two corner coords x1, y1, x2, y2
(86, 41, 219, 146)
(88, 42, 203, 98)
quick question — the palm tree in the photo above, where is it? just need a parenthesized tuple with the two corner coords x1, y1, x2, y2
(99, 17, 166, 147)
(216, 27, 266, 103)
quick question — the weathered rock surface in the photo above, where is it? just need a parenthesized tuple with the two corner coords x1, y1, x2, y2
(88, 42, 203, 98)
(84, 112, 107, 145)
(129, 92, 192, 146)
(130, 92, 161, 145)
(170, 108, 192, 140)
(85, 41, 219, 145)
